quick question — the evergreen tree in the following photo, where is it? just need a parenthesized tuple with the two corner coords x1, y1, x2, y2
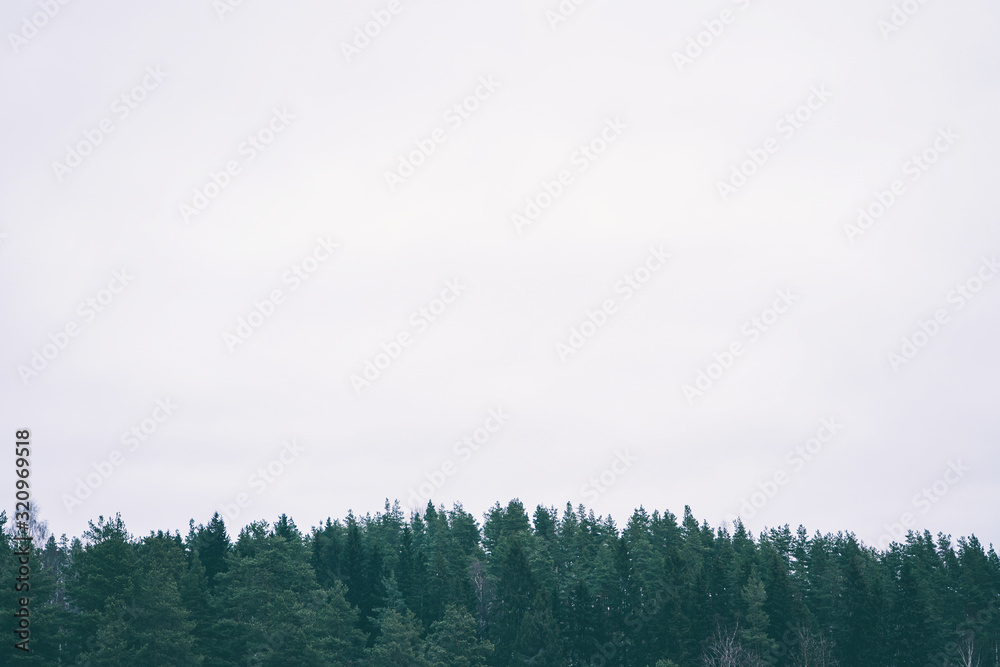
(8, 501, 1000, 667)
(186, 512, 231, 590)
(179, 548, 226, 667)
(511, 590, 564, 665)
(212, 519, 366, 665)
(739, 566, 777, 662)
(426, 604, 494, 667)
(82, 561, 200, 664)
(65, 514, 141, 660)
(365, 607, 430, 666)
(487, 534, 538, 665)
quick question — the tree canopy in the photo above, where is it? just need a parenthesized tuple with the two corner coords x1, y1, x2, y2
(3, 502, 999, 665)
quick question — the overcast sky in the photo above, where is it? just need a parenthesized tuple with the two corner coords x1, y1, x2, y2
(2, 0, 999, 550)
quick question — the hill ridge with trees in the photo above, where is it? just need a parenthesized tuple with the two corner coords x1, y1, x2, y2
(3, 499, 998, 666)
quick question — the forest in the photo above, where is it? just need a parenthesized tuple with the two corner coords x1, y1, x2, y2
(2, 500, 999, 666)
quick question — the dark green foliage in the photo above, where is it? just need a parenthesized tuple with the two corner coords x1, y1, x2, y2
(426, 604, 494, 667)
(366, 607, 431, 666)
(3, 503, 999, 666)
(185, 512, 231, 590)
(211, 518, 366, 665)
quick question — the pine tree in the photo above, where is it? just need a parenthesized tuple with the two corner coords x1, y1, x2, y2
(65, 514, 141, 660)
(311, 517, 345, 589)
(740, 565, 777, 661)
(186, 512, 231, 590)
(487, 534, 537, 665)
(180, 549, 225, 667)
(426, 603, 494, 667)
(127, 532, 201, 665)
(834, 534, 887, 666)
(366, 607, 430, 666)
(11, 501, 1000, 666)
(512, 590, 565, 665)
(212, 519, 366, 665)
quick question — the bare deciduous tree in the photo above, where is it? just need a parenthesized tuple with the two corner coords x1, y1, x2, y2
(702, 623, 765, 667)
(954, 629, 981, 667)
(790, 624, 838, 667)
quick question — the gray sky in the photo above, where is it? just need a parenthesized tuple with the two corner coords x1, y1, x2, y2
(3, 0, 999, 549)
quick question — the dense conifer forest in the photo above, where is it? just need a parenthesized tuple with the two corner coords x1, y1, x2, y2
(3, 500, 999, 666)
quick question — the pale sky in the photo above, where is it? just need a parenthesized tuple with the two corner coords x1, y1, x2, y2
(3, 0, 999, 549)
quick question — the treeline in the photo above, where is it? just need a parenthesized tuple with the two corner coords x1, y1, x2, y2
(3, 500, 1000, 666)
